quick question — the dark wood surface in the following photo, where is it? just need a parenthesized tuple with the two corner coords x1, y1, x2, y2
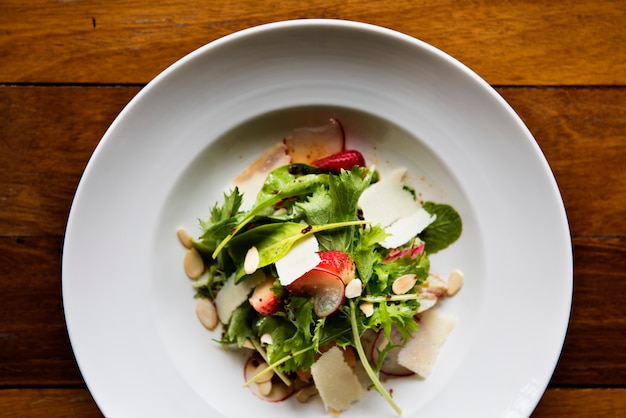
(1, 1, 625, 416)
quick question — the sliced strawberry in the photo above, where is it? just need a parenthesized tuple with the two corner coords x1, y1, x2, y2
(249, 277, 281, 316)
(316, 250, 356, 284)
(285, 269, 345, 317)
(311, 149, 366, 174)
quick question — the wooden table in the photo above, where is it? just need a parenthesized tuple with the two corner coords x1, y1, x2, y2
(1, 1, 625, 416)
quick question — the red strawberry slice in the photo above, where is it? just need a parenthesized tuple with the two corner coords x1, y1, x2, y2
(316, 250, 356, 284)
(311, 149, 366, 174)
(249, 277, 281, 315)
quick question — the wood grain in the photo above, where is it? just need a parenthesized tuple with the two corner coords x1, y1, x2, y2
(0, 236, 84, 385)
(500, 87, 626, 237)
(0, 86, 140, 236)
(1, 1, 624, 415)
(551, 237, 626, 386)
(1, 86, 625, 237)
(0, 389, 102, 418)
(533, 389, 626, 417)
(1, 1, 624, 85)
(0, 388, 624, 417)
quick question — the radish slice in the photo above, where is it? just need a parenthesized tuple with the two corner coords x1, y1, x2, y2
(244, 353, 295, 402)
(371, 326, 414, 377)
(283, 118, 345, 164)
(286, 268, 345, 317)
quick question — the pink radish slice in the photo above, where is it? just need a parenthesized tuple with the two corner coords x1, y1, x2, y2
(286, 268, 345, 317)
(244, 353, 295, 402)
(371, 326, 414, 377)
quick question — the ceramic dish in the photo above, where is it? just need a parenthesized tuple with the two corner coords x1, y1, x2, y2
(62, 19, 572, 417)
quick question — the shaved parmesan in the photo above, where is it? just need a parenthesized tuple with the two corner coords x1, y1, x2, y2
(275, 234, 321, 287)
(358, 168, 416, 228)
(381, 207, 436, 248)
(214, 270, 265, 324)
(311, 346, 364, 412)
(397, 309, 456, 378)
(358, 167, 435, 248)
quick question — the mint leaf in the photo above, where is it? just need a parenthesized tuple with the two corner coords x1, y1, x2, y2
(420, 202, 462, 253)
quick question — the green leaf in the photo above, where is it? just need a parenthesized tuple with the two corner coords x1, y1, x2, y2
(228, 220, 369, 282)
(351, 225, 387, 284)
(256, 312, 314, 373)
(212, 167, 328, 258)
(419, 202, 463, 253)
(297, 166, 373, 252)
(221, 303, 255, 348)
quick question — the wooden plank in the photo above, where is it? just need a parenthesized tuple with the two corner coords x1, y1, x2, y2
(550, 237, 626, 386)
(533, 389, 626, 417)
(0, 388, 102, 418)
(0, 236, 84, 385)
(0, 236, 623, 386)
(1, 86, 625, 237)
(0, 1, 624, 85)
(0, 86, 141, 236)
(0, 387, 624, 417)
(500, 87, 626, 237)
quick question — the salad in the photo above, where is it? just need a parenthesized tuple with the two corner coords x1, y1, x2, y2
(177, 119, 463, 415)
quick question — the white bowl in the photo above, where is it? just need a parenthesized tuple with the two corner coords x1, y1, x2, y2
(62, 19, 572, 418)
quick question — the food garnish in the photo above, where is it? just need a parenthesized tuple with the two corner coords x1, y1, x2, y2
(178, 119, 464, 415)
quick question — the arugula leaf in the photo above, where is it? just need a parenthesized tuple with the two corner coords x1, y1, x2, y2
(419, 202, 463, 253)
(212, 167, 328, 258)
(227, 219, 368, 282)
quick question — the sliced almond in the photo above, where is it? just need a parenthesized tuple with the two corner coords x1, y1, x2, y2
(392, 273, 417, 295)
(260, 333, 273, 345)
(183, 248, 204, 278)
(446, 269, 464, 296)
(176, 227, 193, 249)
(296, 385, 318, 403)
(257, 380, 273, 396)
(344, 278, 363, 299)
(195, 298, 218, 331)
(359, 302, 374, 317)
(244, 246, 260, 274)
(253, 362, 274, 383)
